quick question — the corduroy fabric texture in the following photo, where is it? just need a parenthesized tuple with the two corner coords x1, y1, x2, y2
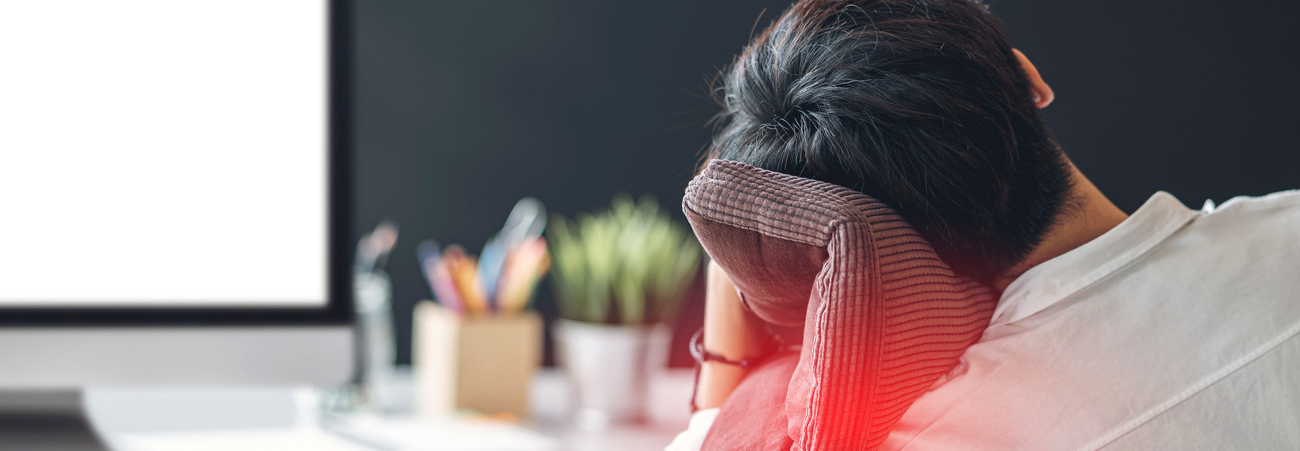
(683, 159, 998, 451)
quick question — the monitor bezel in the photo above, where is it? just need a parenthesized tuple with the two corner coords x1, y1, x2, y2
(0, 0, 353, 326)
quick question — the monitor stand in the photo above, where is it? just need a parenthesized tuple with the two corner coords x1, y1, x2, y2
(0, 390, 107, 451)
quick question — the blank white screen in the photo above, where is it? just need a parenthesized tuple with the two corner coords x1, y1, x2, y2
(0, 1, 328, 306)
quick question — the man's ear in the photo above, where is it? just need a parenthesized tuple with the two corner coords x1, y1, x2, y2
(1013, 48, 1054, 109)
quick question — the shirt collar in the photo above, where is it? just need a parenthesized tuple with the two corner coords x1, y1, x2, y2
(989, 191, 1200, 327)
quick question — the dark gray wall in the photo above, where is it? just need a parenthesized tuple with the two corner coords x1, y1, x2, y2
(996, 0, 1300, 212)
(352, 0, 1300, 366)
(352, 0, 794, 366)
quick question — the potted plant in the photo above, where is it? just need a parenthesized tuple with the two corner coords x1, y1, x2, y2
(548, 194, 702, 429)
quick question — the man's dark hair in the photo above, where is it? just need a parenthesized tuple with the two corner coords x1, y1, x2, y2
(706, 0, 1074, 283)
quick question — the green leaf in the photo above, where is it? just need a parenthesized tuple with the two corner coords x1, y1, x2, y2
(546, 193, 702, 324)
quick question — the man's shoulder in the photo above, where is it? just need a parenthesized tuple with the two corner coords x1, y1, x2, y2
(1196, 189, 1300, 239)
(1213, 189, 1300, 214)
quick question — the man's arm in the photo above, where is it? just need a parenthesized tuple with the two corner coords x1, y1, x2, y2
(693, 260, 771, 409)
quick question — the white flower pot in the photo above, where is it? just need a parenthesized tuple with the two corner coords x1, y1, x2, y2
(554, 320, 655, 429)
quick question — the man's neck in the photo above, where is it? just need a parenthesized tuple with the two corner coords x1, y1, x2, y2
(992, 164, 1129, 292)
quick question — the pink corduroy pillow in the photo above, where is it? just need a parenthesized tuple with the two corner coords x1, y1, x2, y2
(682, 159, 998, 451)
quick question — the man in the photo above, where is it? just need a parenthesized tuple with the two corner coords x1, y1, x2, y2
(670, 0, 1300, 449)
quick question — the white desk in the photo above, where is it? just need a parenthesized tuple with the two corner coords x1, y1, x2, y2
(86, 368, 693, 451)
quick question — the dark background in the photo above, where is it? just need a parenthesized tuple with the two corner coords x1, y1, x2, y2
(351, 0, 1300, 367)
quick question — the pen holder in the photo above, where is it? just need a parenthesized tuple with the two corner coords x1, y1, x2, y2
(413, 301, 542, 418)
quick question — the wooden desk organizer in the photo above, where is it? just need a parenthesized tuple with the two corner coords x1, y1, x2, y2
(412, 301, 542, 418)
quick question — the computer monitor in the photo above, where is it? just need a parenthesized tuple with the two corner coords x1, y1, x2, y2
(0, 0, 353, 388)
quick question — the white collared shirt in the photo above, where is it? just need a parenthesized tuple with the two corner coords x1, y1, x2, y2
(669, 190, 1300, 451)
(885, 190, 1300, 450)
